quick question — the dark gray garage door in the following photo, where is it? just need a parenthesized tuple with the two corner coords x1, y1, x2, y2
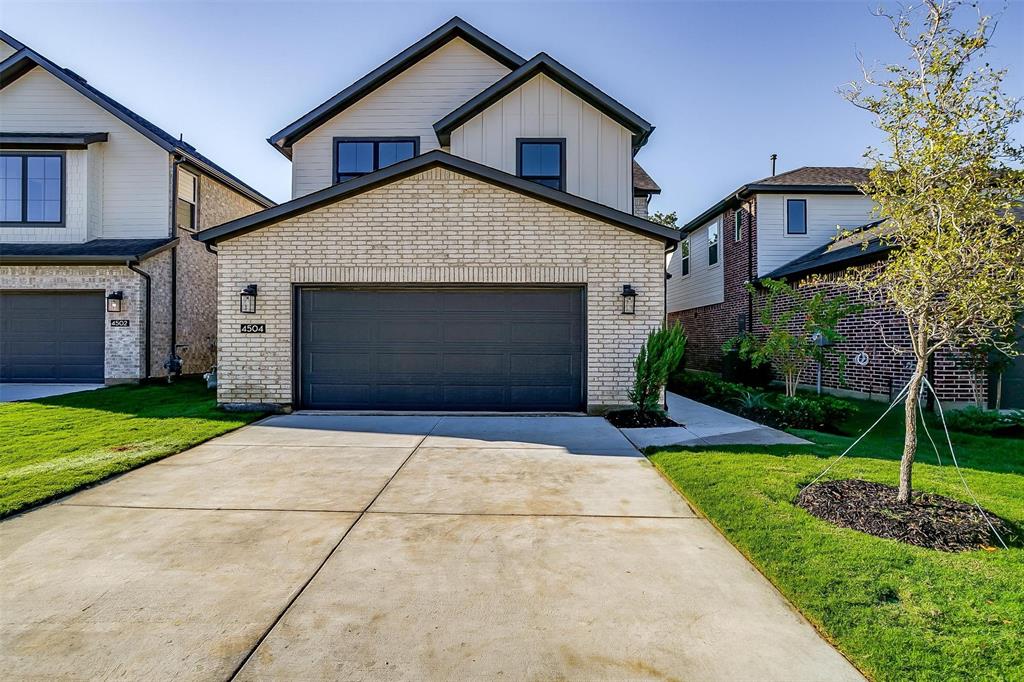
(298, 288, 584, 411)
(0, 291, 105, 382)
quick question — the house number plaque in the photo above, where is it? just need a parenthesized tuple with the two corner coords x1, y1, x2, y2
(110, 319, 130, 328)
(240, 323, 266, 333)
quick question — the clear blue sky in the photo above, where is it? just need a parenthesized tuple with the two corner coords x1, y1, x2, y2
(4, 1, 1020, 218)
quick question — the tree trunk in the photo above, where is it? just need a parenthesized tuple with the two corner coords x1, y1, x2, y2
(897, 358, 927, 504)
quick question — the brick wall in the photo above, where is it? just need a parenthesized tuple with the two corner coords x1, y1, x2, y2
(172, 174, 265, 375)
(214, 167, 666, 411)
(668, 198, 984, 405)
(669, 199, 757, 372)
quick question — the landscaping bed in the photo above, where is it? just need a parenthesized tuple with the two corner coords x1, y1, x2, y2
(796, 478, 1015, 552)
(648, 396, 1024, 681)
(0, 379, 264, 517)
(604, 409, 679, 428)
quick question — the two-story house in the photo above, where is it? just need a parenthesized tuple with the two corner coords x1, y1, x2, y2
(667, 166, 1002, 406)
(0, 31, 273, 385)
(195, 17, 678, 413)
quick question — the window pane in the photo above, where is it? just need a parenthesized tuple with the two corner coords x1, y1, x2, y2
(338, 142, 374, 174)
(787, 199, 807, 234)
(27, 200, 43, 222)
(27, 178, 43, 202)
(176, 197, 195, 230)
(533, 177, 561, 189)
(43, 201, 60, 222)
(378, 141, 415, 168)
(44, 156, 61, 179)
(521, 143, 560, 177)
(708, 224, 719, 265)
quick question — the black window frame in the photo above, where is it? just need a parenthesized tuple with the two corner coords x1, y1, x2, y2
(679, 236, 690, 277)
(516, 138, 566, 191)
(786, 198, 808, 235)
(0, 152, 66, 227)
(733, 209, 742, 242)
(333, 137, 419, 184)
(175, 167, 199, 232)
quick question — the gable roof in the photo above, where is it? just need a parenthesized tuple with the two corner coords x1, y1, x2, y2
(0, 30, 274, 208)
(632, 161, 660, 195)
(680, 165, 869, 234)
(268, 17, 525, 157)
(434, 52, 654, 151)
(195, 150, 679, 246)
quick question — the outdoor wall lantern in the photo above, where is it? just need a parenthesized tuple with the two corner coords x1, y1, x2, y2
(621, 284, 637, 315)
(240, 284, 258, 314)
(105, 291, 124, 313)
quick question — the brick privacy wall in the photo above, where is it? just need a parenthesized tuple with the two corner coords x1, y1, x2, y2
(668, 199, 757, 372)
(668, 199, 983, 404)
(0, 264, 145, 381)
(172, 174, 265, 375)
(763, 276, 983, 404)
(215, 167, 666, 411)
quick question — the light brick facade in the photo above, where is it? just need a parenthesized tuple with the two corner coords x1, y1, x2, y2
(214, 167, 666, 412)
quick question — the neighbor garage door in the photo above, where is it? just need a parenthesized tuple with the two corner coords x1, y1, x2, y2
(0, 291, 105, 382)
(298, 288, 584, 411)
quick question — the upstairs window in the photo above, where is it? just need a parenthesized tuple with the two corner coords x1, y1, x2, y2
(335, 138, 417, 183)
(708, 221, 720, 266)
(517, 139, 565, 190)
(679, 237, 690, 277)
(733, 209, 743, 241)
(0, 153, 63, 225)
(176, 169, 197, 231)
(786, 198, 807, 235)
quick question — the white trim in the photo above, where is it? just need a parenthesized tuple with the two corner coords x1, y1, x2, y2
(706, 218, 721, 269)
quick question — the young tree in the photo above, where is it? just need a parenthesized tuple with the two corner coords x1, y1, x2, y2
(724, 279, 863, 397)
(841, 0, 1024, 503)
(629, 323, 687, 416)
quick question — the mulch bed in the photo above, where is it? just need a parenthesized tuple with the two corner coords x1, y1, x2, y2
(604, 409, 680, 428)
(796, 479, 1015, 552)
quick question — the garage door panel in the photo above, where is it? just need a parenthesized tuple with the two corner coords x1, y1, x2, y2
(0, 291, 104, 382)
(299, 288, 584, 411)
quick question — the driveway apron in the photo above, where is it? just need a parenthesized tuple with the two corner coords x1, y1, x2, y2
(0, 414, 862, 681)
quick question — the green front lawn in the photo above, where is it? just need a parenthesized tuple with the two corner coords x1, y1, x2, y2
(0, 379, 264, 517)
(649, 398, 1023, 681)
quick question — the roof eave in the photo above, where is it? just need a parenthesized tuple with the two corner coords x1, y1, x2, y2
(175, 150, 275, 208)
(0, 237, 179, 264)
(434, 53, 653, 147)
(679, 183, 865, 234)
(268, 17, 526, 151)
(195, 151, 678, 246)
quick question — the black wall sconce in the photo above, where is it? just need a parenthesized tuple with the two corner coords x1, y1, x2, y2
(240, 284, 258, 314)
(106, 291, 124, 313)
(621, 284, 637, 315)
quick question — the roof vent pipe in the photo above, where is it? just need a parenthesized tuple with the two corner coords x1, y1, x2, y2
(770, 153, 778, 176)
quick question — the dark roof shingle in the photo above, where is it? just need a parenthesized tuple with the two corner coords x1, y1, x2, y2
(632, 161, 660, 194)
(752, 166, 871, 186)
(0, 238, 177, 263)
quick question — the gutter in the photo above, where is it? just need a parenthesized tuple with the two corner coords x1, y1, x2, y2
(679, 183, 863, 235)
(126, 260, 152, 380)
(0, 238, 179, 265)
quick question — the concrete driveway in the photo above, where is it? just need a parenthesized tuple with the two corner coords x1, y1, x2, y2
(0, 382, 104, 402)
(0, 415, 861, 681)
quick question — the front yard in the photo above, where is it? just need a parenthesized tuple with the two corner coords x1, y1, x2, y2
(0, 379, 264, 517)
(650, 398, 1023, 681)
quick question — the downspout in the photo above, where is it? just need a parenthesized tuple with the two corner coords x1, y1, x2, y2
(170, 154, 184, 354)
(127, 260, 152, 380)
(737, 192, 754, 330)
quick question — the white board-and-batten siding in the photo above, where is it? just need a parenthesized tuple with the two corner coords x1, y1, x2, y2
(0, 68, 170, 242)
(755, 193, 877, 277)
(289, 38, 511, 199)
(449, 73, 633, 214)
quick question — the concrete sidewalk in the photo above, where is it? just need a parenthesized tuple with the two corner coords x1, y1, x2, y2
(1, 414, 858, 681)
(0, 383, 104, 403)
(621, 392, 811, 450)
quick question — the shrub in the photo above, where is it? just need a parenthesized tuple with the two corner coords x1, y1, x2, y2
(669, 371, 743, 408)
(629, 323, 687, 415)
(944, 406, 1024, 436)
(721, 350, 773, 388)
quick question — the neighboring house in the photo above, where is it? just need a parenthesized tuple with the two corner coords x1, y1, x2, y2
(0, 30, 273, 384)
(667, 166, 1009, 406)
(195, 17, 678, 413)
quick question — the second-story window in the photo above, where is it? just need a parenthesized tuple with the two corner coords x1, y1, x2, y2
(786, 198, 807, 235)
(679, 237, 690, 277)
(733, 209, 743, 242)
(176, 169, 197, 231)
(0, 153, 63, 225)
(335, 138, 417, 183)
(517, 139, 565, 190)
(708, 221, 720, 266)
